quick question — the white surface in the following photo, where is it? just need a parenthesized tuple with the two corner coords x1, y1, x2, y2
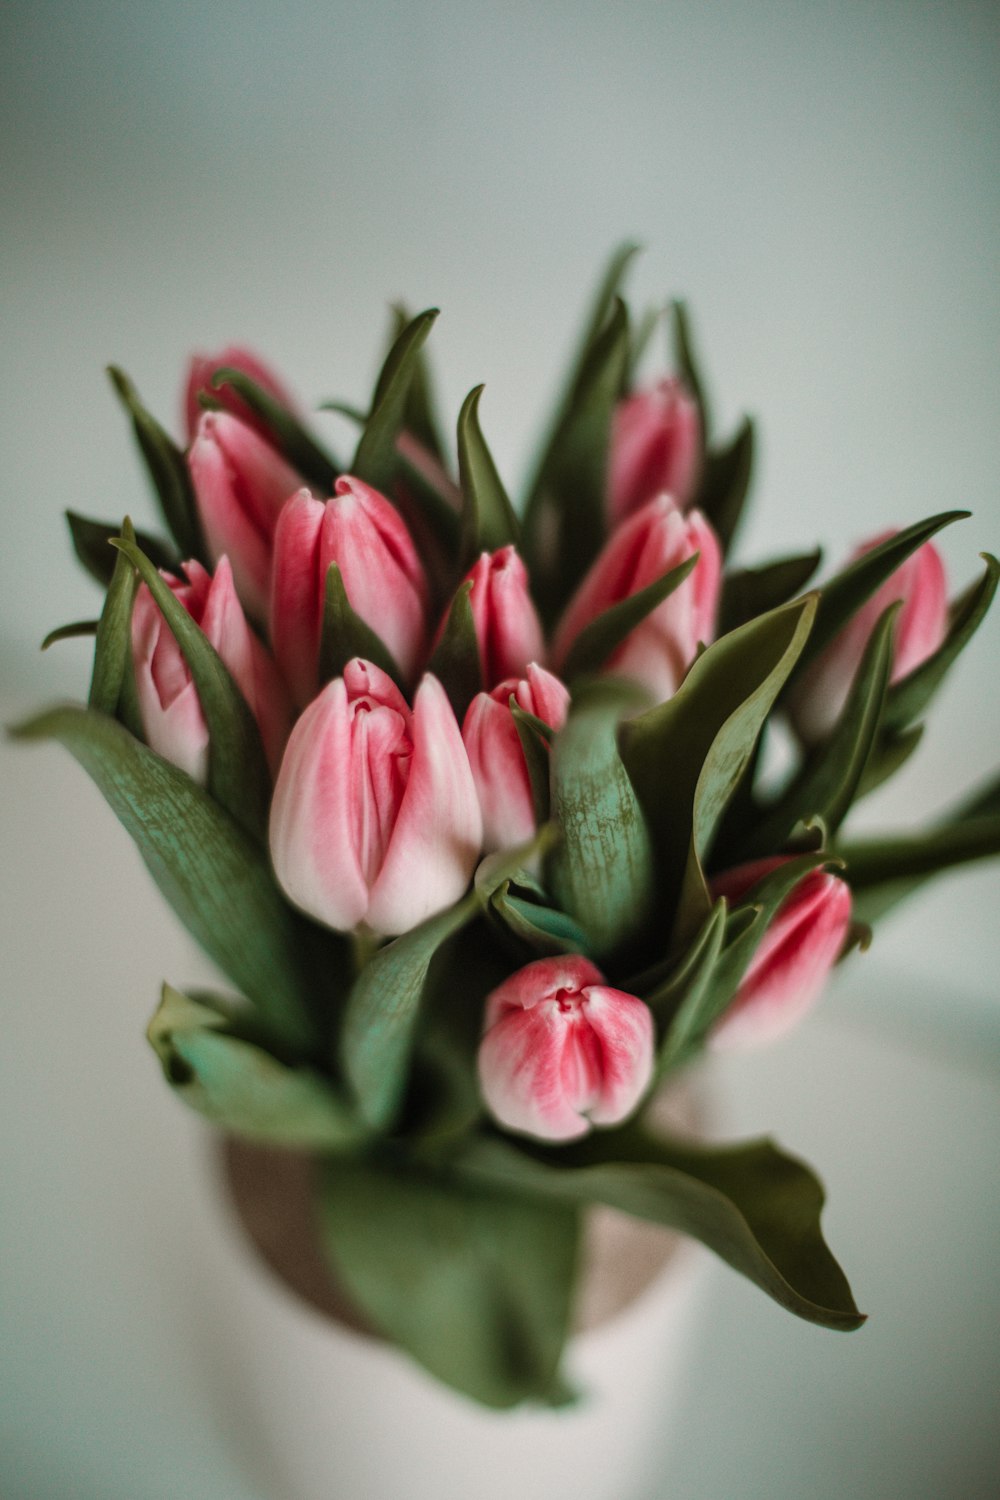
(3, 3, 999, 1496)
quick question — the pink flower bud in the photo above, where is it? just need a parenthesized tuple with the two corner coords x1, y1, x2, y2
(710, 859, 853, 1051)
(183, 344, 299, 445)
(188, 411, 301, 621)
(462, 664, 570, 852)
(608, 378, 702, 525)
(131, 556, 292, 785)
(478, 956, 655, 1142)
(552, 496, 722, 702)
(269, 661, 482, 937)
(790, 532, 949, 745)
(459, 547, 546, 688)
(270, 477, 430, 707)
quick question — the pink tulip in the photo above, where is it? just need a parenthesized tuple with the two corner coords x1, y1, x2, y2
(188, 411, 301, 621)
(790, 532, 949, 744)
(458, 546, 546, 688)
(710, 858, 853, 1051)
(183, 344, 299, 445)
(608, 378, 702, 525)
(270, 477, 430, 707)
(269, 660, 482, 937)
(478, 955, 655, 1142)
(552, 496, 722, 702)
(462, 664, 570, 852)
(131, 556, 292, 785)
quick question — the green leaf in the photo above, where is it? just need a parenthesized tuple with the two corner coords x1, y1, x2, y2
(210, 367, 339, 491)
(341, 894, 479, 1132)
(319, 562, 404, 689)
(10, 705, 323, 1048)
(644, 899, 727, 1070)
(509, 703, 553, 827)
(425, 580, 482, 719)
(457, 385, 521, 564)
(319, 1151, 580, 1407)
(670, 299, 711, 442)
(107, 366, 205, 560)
(455, 1127, 864, 1334)
(621, 595, 817, 945)
(627, 303, 661, 382)
(488, 885, 592, 959)
(561, 553, 698, 681)
(838, 814, 1000, 925)
(110, 535, 271, 841)
(696, 417, 755, 554)
(148, 984, 362, 1147)
(856, 723, 924, 799)
(882, 552, 1000, 733)
(89, 517, 139, 718)
(41, 620, 99, 650)
(793, 511, 970, 680)
(719, 549, 823, 637)
(386, 302, 447, 461)
(66, 510, 178, 588)
(352, 309, 439, 494)
(547, 679, 656, 961)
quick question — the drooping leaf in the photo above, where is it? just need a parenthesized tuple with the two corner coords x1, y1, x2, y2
(621, 595, 817, 945)
(351, 309, 439, 494)
(209, 367, 339, 491)
(457, 385, 521, 564)
(41, 620, 99, 650)
(455, 1126, 864, 1333)
(340, 894, 479, 1132)
(66, 510, 178, 588)
(719, 549, 823, 636)
(560, 553, 698, 681)
(319, 1150, 580, 1407)
(10, 705, 327, 1049)
(107, 366, 205, 560)
(319, 562, 404, 689)
(89, 517, 139, 718)
(425, 580, 482, 720)
(838, 813, 1000, 925)
(148, 984, 362, 1148)
(110, 535, 272, 841)
(696, 417, 755, 553)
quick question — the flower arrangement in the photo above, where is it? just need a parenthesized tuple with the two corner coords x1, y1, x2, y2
(16, 246, 1000, 1409)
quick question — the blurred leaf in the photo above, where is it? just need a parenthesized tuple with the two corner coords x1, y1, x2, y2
(107, 366, 205, 560)
(319, 562, 404, 689)
(670, 299, 711, 443)
(856, 722, 924, 799)
(643, 899, 727, 1068)
(561, 553, 698, 681)
(488, 884, 592, 959)
(426, 580, 482, 720)
(628, 303, 661, 381)
(66, 510, 178, 588)
(352, 309, 439, 494)
(89, 517, 139, 718)
(838, 814, 1000, 925)
(696, 417, 755, 554)
(719, 549, 823, 636)
(210, 366, 339, 491)
(41, 620, 99, 650)
(457, 385, 521, 564)
(510, 702, 554, 826)
(386, 302, 447, 461)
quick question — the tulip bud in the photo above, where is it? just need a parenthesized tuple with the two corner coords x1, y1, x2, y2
(183, 344, 299, 445)
(269, 660, 482, 937)
(552, 496, 722, 703)
(608, 378, 701, 525)
(478, 955, 655, 1142)
(131, 556, 292, 784)
(710, 859, 852, 1051)
(462, 664, 570, 852)
(188, 411, 301, 621)
(270, 477, 430, 707)
(790, 532, 949, 745)
(460, 546, 546, 688)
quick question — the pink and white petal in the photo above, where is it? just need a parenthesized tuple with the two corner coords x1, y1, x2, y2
(580, 986, 655, 1125)
(478, 1005, 592, 1141)
(271, 489, 326, 706)
(482, 954, 605, 1032)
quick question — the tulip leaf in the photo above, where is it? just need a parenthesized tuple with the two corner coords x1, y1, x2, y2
(457, 385, 521, 564)
(66, 510, 178, 588)
(628, 303, 661, 382)
(455, 1127, 864, 1334)
(9, 705, 320, 1048)
(318, 1151, 580, 1408)
(792, 510, 970, 680)
(210, 367, 339, 491)
(352, 308, 440, 494)
(341, 893, 479, 1132)
(386, 301, 447, 461)
(838, 813, 1000, 925)
(882, 551, 1000, 734)
(426, 580, 483, 720)
(642, 898, 727, 1054)
(148, 984, 363, 1147)
(41, 619, 99, 650)
(319, 562, 405, 690)
(488, 884, 592, 959)
(107, 366, 205, 561)
(696, 417, 755, 554)
(110, 535, 272, 841)
(547, 678, 656, 961)
(89, 517, 140, 719)
(670, 299, 711, 443)
(510, 703, 553, 826)
(621, 594, 817, 945)
(719, 549, 823, 637)
(561, 552, 699, 681)
(856, 723, 924, 799)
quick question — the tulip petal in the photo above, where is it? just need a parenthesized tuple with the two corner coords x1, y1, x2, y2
(271, 489, 326, 706)
(580, 985, 655, 1124)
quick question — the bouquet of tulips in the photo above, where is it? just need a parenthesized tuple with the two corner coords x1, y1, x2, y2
(17, 247, 1000, 1408)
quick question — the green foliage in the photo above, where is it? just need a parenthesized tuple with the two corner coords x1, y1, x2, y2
(457, 385, 521, 565)
(66, 510, 177, 588)
(107, 366, 205, 560)
(319, 562, 404, 689)
(351, 308, 439, 494)
(89, 518, 139, 719)
(560, 553, 698, 681)
(425, 580, 482, 719)
(209, 366, 340, 491)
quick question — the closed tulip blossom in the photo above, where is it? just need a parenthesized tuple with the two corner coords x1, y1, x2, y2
(608, 377, 701, 525)
(271, 478, 430, 707)
(188, 411, 301, 620)
(552, 496, 722, 703)
(478, 956, 655, 1142)
(460, 546, 546, 688)
(269, 660, 482, 937)
(790, 532, 949, 745)
(710, 859, 853, 1051)
(131, 556, 292, 785)
(183, 343, 299, 445)
(462, 664, 570, 852)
